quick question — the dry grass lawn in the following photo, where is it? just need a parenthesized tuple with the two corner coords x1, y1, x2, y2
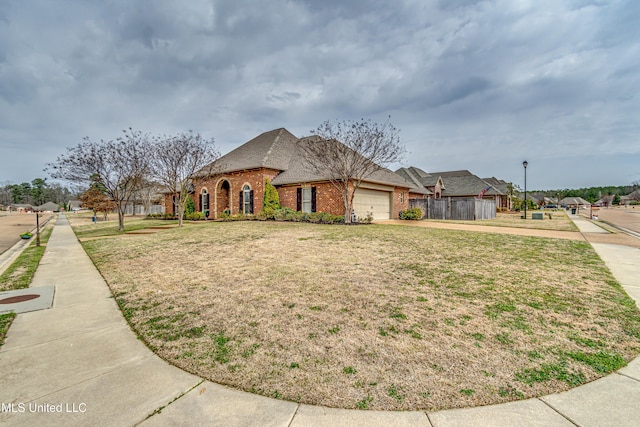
(426, 210, 579, 232)
(73, 218, 640, 411)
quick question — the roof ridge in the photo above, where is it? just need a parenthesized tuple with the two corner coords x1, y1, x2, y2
(261, 128, 283, 166)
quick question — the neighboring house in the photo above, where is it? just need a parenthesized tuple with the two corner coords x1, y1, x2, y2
(527, 193, 545, 207)
(620, 190, 640, 206)
(34, 202, 60, 212)
(68, 200, 83, 211)
(125, 183, 166, 215)
(560, 197, 591, 208)
(396, 167, 510, 209)
(165, 128, 419, 220)
(9, 204, 33, 213)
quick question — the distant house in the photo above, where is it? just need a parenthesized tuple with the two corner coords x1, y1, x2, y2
(527, 193, 555, 208)
(165, 128, 419, 220)
(34, 202, 60, 212)
(68, 200, 83, 211)
(560, 197, 591, 208)
(125, 183, 166, 215)
(396, 167, 510, 210)
(620, 190, 640, 206)
(9, 204, 33, 213)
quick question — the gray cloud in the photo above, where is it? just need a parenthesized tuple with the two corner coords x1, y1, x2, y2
(0, 0, 638, 189)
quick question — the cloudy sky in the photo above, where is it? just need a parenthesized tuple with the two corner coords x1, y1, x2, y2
(1, 0, 638, 190)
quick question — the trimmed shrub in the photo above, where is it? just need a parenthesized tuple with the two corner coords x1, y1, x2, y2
(262, 179, 281, 212)
(185, 196, 195, 215)
(185, 211, 205, 221)
(400, 207, 422, 220)
(145, 213, 177, 220)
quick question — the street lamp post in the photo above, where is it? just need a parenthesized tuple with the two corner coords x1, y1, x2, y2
(523, 160, 528, 220)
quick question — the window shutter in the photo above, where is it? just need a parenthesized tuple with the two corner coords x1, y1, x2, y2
(296, 188, 302, 211)
(311, 187, 317, 213)
(239, 191, 243, 213)
(249, 190, 254, 214)
(199, 194, 203, 211)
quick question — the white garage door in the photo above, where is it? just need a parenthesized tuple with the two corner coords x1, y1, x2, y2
(353, 188, 391, 220)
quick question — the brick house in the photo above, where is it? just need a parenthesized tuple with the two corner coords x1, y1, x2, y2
(396, 167, 511, 210)
(165, 128, 423, 220)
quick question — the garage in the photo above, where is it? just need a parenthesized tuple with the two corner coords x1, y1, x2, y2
(353, 188, 392, 220)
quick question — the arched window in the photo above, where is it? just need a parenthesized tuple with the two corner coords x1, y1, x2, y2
(200, 188, 209, 217)
(239, 184, 253, 214)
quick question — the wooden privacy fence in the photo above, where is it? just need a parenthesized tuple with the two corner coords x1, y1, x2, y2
(409, 198, 496, 220)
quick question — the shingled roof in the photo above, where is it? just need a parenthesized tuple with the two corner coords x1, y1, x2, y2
(431, 171, 504, 197)
(396, 167, 506, 197)
(270, 137, 419, 189)
(396, 167, 441, 189)
(195, 128, 299, 176)
(196, 128, 419, 190)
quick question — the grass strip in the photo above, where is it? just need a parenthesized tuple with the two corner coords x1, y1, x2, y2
(0, 312, 17, 347)
(0, 219, 55, 292)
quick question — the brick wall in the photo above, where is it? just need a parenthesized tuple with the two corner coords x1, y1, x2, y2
(164, 171, 411, 220)
(277, 182, 345, 216)
(393, 187, 410, 219)
(163, 168, 280, 218)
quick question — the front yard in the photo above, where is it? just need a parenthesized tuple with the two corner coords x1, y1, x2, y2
(425, 210, 579, 232)
(73, 218, 640, 411)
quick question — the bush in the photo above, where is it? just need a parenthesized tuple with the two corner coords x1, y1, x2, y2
(185, 196, 195, 215)
(262, 179, 281, 212)
(185, 211, 205, 221)
(145, 213, 177, 220)
(400, 208, 422, 220)
(357, 212, 374, 224)
(221, 213, 255, 222)
(273, 207, 297, 221)
(261, 206, 276, 219)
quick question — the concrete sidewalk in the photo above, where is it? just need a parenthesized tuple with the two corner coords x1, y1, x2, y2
(1, 215, 639, 426)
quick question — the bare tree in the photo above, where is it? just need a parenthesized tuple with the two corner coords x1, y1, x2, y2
(149, 131, 220, 227)
(134, 178, 163, 216)
(302, 118, 405, 224)
(47, 129, 151, 231)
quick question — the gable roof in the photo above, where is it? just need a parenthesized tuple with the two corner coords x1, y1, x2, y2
(196, 128, 299, 176)
(395, 167, 434, 194)
(270, 137, 420, 190)
(397, 167, 505, 197)
(560, 197, 591, 206)
(197, 128, 419, 190)
(35, 202, 60, 211)
(438, 174, 503, 197)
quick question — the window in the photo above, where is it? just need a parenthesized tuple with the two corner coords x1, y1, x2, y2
(302, 188, 312, 213)
(200, 189, 209, 217)
(243, 185, 253, 214)
(297, 187, 316, 213)
(400, 192, 405, 203)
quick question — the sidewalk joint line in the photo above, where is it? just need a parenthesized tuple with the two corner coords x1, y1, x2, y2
(538, 398, 579, 426)
(616, 372, 640, 383)
(136, 379, 205, 426)
(286, 403, 301, 427)
(425, 411, 434, 426)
